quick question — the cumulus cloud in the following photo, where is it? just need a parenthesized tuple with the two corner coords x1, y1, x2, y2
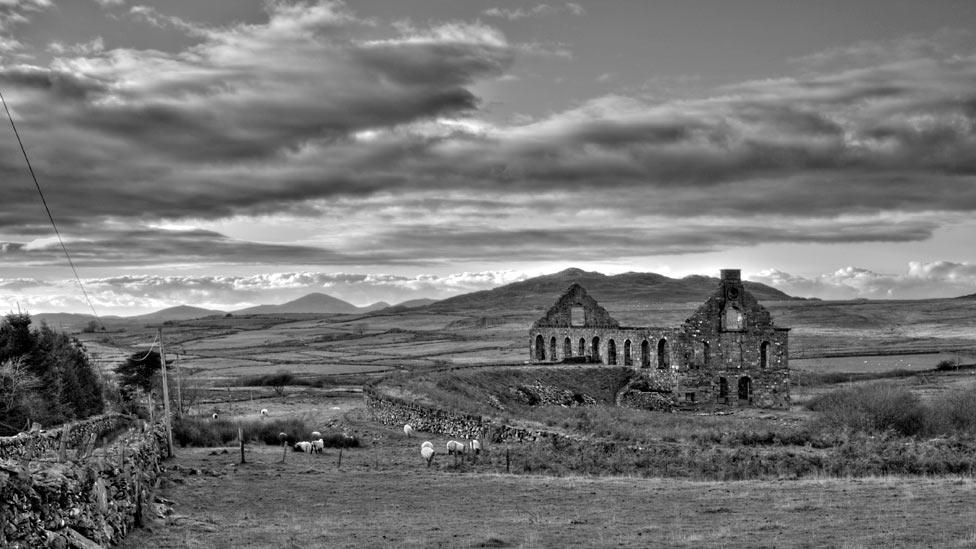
(752, 261, 976, 300)
(482, 3, 584, 20)
(0, 270, 529, 314)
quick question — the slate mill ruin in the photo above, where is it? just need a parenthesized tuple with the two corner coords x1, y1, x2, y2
(529, 269, 790, 409)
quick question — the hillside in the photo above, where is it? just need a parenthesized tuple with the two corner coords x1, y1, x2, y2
(234, 292, 363, 315)
(425, 268, 794, 314)
(132, 305, 226, 323)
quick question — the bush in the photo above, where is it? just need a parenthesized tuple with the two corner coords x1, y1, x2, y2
(809, 382, 930, 436)
(936, 359, 959, 371)
(172, 416, 360, 448)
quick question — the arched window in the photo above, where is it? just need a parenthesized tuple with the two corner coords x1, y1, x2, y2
(623, 340, 632, 366)
(640, 340, 650, 368)
(760, 341, 770, 370)
(607, 339, 617, 365)
(592, 336, 601, 363)
(564, 337, 572, 359)
(534, 335, 545, 361)
(718, 377, 729, 404)
(550, 337, 557, 362)
(579, 338, 586, 357)
(738, 376, 752, 403)
(657, 338, 669, 369)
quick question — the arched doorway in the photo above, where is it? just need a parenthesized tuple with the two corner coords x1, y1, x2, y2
(534, 335, 545, 361)
(607, 339, 617, 365)
(718, 377, 729, 404)
(564, 337, 572, 359)
(702, 341, 710, 367)
(738, 376, 752, 403)
(760, 341, 770, 370)
(640, 340, 650, 368)
(591, 336, 601, 363)
(549, 337, 557, 362)
(578, 338, 586, 357)
(623, 340, 632, 366)
(657, 338, 669, 369)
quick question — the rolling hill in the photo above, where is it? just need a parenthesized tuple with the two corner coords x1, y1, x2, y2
(424, 268, 795, 314)
(234, 293, 363, 315)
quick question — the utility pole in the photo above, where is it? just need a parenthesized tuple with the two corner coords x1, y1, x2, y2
(158, 328, 174, 458)
(174, 350, 184, 418)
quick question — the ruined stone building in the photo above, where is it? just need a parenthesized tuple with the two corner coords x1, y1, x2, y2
(528, 269, 790, 409)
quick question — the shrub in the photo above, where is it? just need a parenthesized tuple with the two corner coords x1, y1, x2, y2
(809, 382, 927, 436)
(936, 359, 959, 371)
(171, 416, 362, 448)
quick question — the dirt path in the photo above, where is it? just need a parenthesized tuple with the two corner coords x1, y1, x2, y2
(120, 403, 976, 549)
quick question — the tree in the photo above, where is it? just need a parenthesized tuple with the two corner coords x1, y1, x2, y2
(0, 359, 40, 434)
(115, 349, 163, 396)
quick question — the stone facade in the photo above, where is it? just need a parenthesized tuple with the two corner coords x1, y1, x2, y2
(528, 270, 790, 409)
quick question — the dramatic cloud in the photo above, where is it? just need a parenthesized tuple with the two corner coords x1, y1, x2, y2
(0, 270, 529, 314)
(482, 3, 584, 20)
(0, 6, 974, 289)
(752, 261, 976, 300)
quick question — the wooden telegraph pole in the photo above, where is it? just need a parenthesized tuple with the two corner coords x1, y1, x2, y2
(158, 328, 174, 458)
(174, 350, 184, 418)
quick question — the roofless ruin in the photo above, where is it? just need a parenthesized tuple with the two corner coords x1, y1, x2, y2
(528, 269, 790, 409)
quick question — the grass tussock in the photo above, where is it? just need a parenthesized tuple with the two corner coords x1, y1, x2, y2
(808, 382, 976, 437)
(172, 416, 360, 448)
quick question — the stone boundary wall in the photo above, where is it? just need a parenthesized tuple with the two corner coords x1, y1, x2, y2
(0, 423, 167, 548)
(0, 413, 131, 460)
(363, 378, 615, 450)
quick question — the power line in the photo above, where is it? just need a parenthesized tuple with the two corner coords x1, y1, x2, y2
(0, 87, 100, 319)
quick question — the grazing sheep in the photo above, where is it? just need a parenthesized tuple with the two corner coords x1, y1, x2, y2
(403, 424, 414, 437)
(260, 408, 269, 417)
(421, 441, 434, 450)
(470, 439, 481, 455)
(211, 413, 218, 420)
(446, 440, 466, 455)
(311, 439, 325, 454)
(294, 441, 312, 453)
(421, 445, 435, 467)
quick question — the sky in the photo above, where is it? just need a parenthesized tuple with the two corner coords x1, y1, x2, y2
(2, 0, 976, 315)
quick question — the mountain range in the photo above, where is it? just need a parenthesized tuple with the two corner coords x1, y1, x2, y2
(32, 268, 796, 327)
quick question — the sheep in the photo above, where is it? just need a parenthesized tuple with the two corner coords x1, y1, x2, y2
(403, 424, 414, 437)
(470, 439, 481, 455)
(311, 431, 322, 439)
(446, 440, 466, 455)
(311, 439, 324, 454)
(260, 408, 269, 417)
(294, 441, 312, 453)
(421, 440, 433, 450)
(421, 445, 435, 467)
(211, 413, 218, 420)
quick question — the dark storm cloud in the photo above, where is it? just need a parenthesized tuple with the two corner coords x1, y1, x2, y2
(1, 6, 975, 265)
(0, 226, 406, 266)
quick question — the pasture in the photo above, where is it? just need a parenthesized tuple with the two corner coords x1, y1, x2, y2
(120, 397, 976, 548)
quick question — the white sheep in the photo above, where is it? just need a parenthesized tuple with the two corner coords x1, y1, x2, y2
(470, 439, 481, 455)
(446, 440, 466, 455)
(260, 408, 269, 417)
(403, 424, 414, 437)
(421, 440, 433, 450)
(211, 413, 218, 420)
(421, 445, 435, 467)
(311, 431, 322, 439)
(294, 441, 312, 453)
(311, 439, 324, 454)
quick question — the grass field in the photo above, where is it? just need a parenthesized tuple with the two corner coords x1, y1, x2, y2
(119, 397, 976, 549)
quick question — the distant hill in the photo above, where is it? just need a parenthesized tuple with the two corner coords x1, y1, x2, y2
(393, 298, 439, 309)
(956, 292, 976, 299)
(234, 292, 363, 315)
(424, 268, 794, 314)
(360, 301, 392, 312)
(132, 305, 226, 323)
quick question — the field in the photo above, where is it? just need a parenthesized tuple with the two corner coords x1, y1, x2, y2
(118, 397, 976, 549)
(65, 296, 976, 546)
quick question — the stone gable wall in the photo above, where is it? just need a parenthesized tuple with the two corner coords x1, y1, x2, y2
(532, 284, 620, 329)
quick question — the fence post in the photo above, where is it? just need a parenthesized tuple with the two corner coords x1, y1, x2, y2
(57, 424, 71, 463)
(239, 426, 245, 464)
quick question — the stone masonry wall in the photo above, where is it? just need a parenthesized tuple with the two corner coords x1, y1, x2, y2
(0, 423, 167, 548)
(0, 414, 132, 460)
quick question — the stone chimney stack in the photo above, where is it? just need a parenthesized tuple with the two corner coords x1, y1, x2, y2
(720, 269, 741, 282)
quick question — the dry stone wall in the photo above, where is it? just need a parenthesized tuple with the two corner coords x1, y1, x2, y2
(0, 423, 166, 548)
(0, 414, 131, 461)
